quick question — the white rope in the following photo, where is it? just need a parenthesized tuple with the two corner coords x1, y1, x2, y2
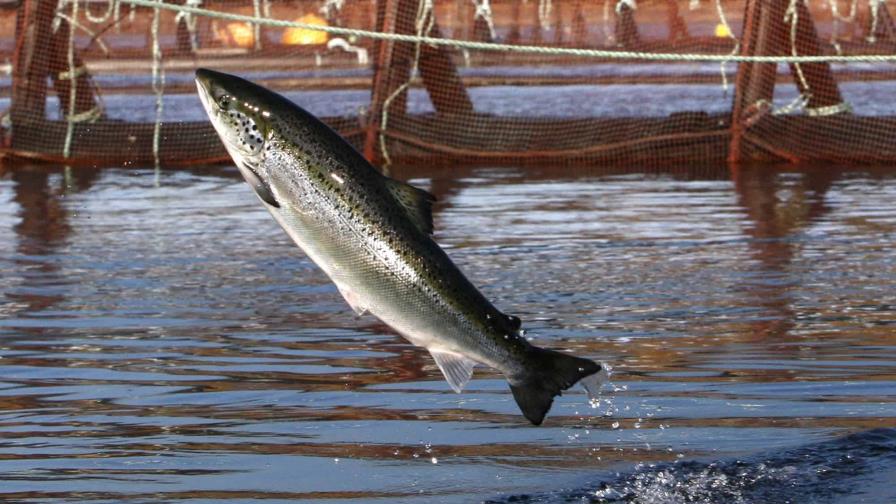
(54, 12, 110, 54)
(867, 0, 885, 43)
(379, 0, 434, 169)
(538, 0, 552, 30)
(472, 0, 496, 41)
(83, 0, 116, 23)
(151, 0, 164, 170)
(784, 0, 810, 91)
(714, 0, 738, 93)
(62, 0, 78, 158)
(174, 0, 202, 52)
(615, 0, 636, 14)
(772, 93, 808, 115)
(320, 0, 344, 20)
(742, 94, 806, 126)
(252, 0, 262, 50)
(830, 0, 859, 22)
(116, 0, 896, 62)
(806, 101, 852, 115)
(602, 0, 615, 44)
(828, 0, 859, 54)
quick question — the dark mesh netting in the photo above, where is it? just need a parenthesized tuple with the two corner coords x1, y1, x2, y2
(1, 0, 895, 168)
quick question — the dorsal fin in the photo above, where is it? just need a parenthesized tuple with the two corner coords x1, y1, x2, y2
(385, 178, 436, 235)
(429, 349, 477, 392)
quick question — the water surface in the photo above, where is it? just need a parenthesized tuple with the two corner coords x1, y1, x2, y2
(0, 163, 894, 503)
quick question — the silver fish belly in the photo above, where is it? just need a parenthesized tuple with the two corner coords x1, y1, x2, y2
(195, 68, 604, 425)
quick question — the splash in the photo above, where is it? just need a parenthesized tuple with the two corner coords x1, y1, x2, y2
(487, 428, 896, 503)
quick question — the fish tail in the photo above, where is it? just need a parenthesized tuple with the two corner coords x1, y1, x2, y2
(509, 348, 603, 425)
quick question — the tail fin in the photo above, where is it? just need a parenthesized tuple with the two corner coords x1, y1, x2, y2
(509, 348, 602, 425)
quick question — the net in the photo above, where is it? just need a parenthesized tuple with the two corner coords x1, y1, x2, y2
(1, 0, 895, 169)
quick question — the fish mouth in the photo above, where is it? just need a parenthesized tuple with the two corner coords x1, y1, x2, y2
(195, 68, 222, 117)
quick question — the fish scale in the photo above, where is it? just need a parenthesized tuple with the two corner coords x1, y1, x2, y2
(196, 68, 605, 425)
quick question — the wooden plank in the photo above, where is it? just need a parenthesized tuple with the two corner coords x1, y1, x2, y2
(363, 0, 416, 163)
(729, 0, 787, 163)
(10, 0, 100, 150)
(788, 0, 843, 111)
(10, 0, 55, 129)
(418, 22, 473, 116)
(47, 6, 102, 119)
(615, 2, 641, 48)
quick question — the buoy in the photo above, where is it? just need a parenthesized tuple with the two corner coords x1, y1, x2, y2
(714, 23, 732, 38)
(282, 14, 329, 45)
(217, 22, 255, 48)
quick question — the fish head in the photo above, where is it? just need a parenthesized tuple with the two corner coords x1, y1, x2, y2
(196, 68, 284, 208)
(195, 68, 273, 162)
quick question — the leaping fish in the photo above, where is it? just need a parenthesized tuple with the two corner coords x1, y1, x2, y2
(195, 68, 603, 425)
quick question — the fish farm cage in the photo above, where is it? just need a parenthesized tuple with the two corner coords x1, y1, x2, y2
(1, 0, 896, 169)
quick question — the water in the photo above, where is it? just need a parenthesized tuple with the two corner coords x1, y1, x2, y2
(5, 79, 896, 123)
(0, 162, 895, 503)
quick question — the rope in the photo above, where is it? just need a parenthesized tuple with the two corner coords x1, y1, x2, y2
(538, 0, 552, 30)
(379, 0, 434, 170)
(116, 0, 896, 63)
(868, 0, 885, 43)
(615, 0, 636, 14)
(602, 0, 615, 44)
(83, 0, 116, 23)
(828, 0, 860, 54)
(252, 0, 262, 51)
(174, 0, 202, 52)
(151, 0, 164, 170)
(785, 0, 810, 91)
(320, 0, 345, 20)
(714, 0, 738, 93)
(63, 0, 78, 159)
(55, 12, 110, 54)
(472, 0, 496, 41)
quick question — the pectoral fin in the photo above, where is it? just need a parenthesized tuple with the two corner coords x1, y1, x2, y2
(239, 161, 280, 208)
(429, 349, 477, 393)
(385, 179, 436, 235)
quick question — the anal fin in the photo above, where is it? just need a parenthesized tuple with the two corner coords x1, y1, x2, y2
(334, 281, 368, 316)
(429, 349, 477, 393)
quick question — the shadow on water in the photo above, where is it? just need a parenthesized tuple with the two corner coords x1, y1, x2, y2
(731, 166, 836, 341)
(487, 428, 896, 503)
(0, 160, 895, 502)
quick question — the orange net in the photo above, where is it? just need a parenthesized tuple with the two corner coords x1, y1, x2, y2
(1, 0, 895, 168)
